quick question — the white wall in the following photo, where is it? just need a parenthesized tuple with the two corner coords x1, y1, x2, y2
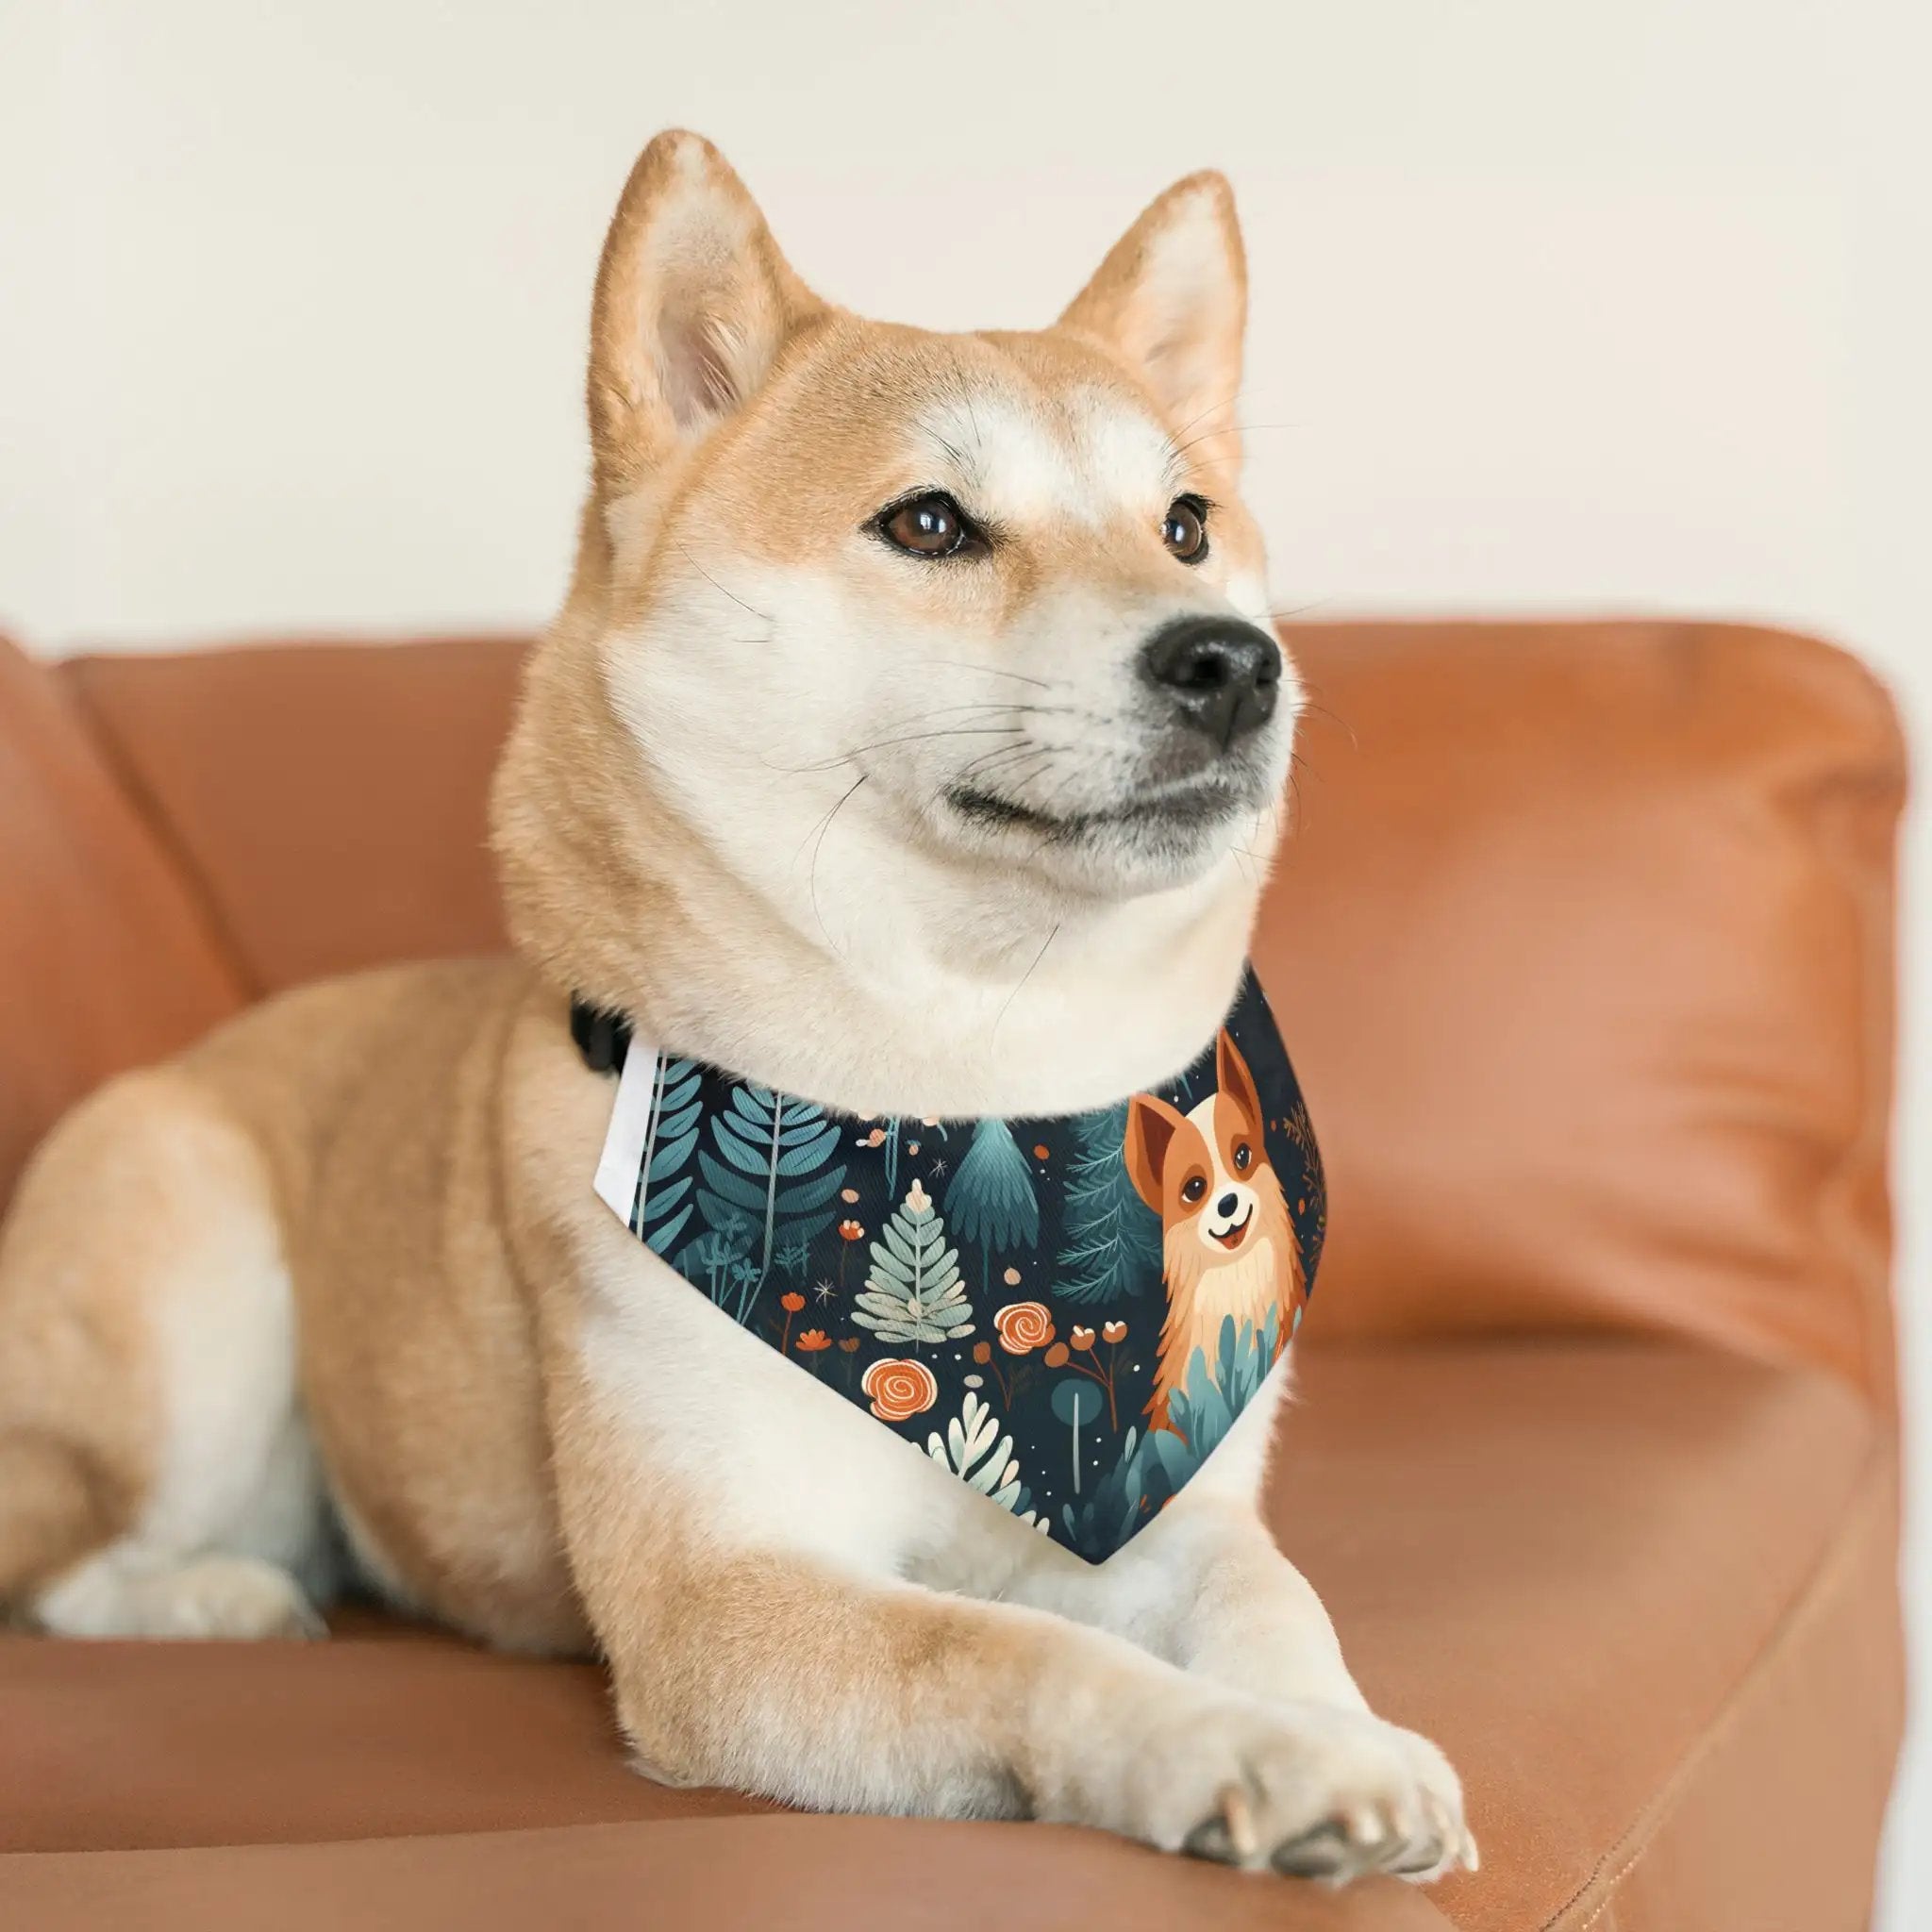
(2, 0, 1927, 1916)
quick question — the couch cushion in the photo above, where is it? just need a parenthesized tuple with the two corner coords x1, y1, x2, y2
(0, 1339, 1897, 1932)
(0, 635, 242, 1209)
(1264, 621, 1902, 1407)
(0, 1817, 1458, 1932)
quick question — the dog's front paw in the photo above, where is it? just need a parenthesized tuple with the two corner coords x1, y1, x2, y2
(1362, 1724, 1479, 1884)
(1096, 1693, 1476, 1883)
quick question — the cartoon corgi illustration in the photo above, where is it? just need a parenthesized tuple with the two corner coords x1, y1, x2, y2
(1124, 1029, 1304, 1432)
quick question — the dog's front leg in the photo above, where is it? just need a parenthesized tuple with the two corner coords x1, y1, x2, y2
(1023, 1368, 1478, 1880)
(546, 1287, 1465, 1876)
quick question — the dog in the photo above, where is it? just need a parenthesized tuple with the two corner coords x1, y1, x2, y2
(0, 130, 1473, 1882)
(1125, 1029, 1305, 1432)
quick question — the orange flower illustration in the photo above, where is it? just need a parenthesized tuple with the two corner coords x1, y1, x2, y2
(1033, 1143, 1051, 1160)
(838, 1337, 862, 1353)
(994, 1301, 1055, 1356)
(1071, 1325, 1096, 1352)
(1044, 1342, 1070, 1369)
(838, 1220, 865, 1241)
(780, 1291, 807, 1312)
(862, 1357, 938, 1422)
(796, 1329, 831, 1353)
(972, 1341, 991, 1365)
(1102, 1320, 1127, 1343)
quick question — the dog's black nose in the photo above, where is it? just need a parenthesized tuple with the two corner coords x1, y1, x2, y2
(1140, 616, 1282, 746)
(1216, 1191, 1240, 1218)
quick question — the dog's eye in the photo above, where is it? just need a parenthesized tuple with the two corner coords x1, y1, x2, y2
(1181, 1174, 1208, 1205)
(1233, 1142, 1252, 1172)
(877, 491, 973, 558)
(1161, 495, 1209, 563)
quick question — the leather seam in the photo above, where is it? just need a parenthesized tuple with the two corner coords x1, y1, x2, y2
(57, 665, 265, 1001)
(1538, 1431, 1893, 1930)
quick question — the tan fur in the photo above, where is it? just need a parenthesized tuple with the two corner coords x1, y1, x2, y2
(0, 1072, 233, 1599)
(0, 132, 1472, 1879)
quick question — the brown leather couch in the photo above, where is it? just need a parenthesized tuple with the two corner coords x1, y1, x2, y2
(0, 618, 1906, 1930)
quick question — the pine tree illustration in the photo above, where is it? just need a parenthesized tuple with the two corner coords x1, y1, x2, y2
(851, 1179, 975, 1345)
(945, 1118, 1040, 1296)
(1054, 1101, 1162, 1304)
(694, 1083, 848, 1322)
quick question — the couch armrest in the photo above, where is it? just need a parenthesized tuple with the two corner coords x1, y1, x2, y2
(0, 634, 243, 1209)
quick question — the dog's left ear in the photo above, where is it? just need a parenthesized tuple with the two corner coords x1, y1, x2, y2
(1058, 172, 1247, 476)
(1124, 1093, 1188, 1216)
(1215, 1029, 1263, 1127)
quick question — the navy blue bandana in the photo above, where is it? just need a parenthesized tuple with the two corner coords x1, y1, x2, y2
(587, 968, 1323, 1559)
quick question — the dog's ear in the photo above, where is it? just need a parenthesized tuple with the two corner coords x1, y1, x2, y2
(1215, 1030, 1263, 1129)
(587, 130, 826, 499)
(1124, 1093, 1188, 1215)
(1057, 171, 1247, 476)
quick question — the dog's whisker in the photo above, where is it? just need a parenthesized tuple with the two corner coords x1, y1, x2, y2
(1032, 746, 1112, 820)
(867, 699, 1074, 736)
(805, 773, 869, 951)
(927, 730, 1035, 808)
(769, 725, 1026, 775)
(1281, 762, 1305, 830)
(935, 740, 1056, 808)
(1289, 685, 1357, 751)
(791, 772, 864, 868)
(982, 747, 1060, 797)
(1172, 420, 1303, 463)
(915, 658, 1057, 691)
(1160, 391, 1246, 479)
(672, 539, 774, 625)
(959, 738, 1055, 778)
(1167, 389, 1245, 444)
(992, 920, 1061, 1044)
(946, 741, 1029, 783)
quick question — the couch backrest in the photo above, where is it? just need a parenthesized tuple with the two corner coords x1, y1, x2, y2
(60, 637, 524, 992)
(13, 621, 1902, 1407)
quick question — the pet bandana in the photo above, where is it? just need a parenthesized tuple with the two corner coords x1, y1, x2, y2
(579, 968, 1323, 1560)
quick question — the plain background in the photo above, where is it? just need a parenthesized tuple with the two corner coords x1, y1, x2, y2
(2, 1, 1927, 1917)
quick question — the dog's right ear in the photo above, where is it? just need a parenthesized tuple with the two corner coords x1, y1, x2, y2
(1124, 1093, 1188, 1215)
(1058, 171, 1247, 478)
(588, 130, 825, 499)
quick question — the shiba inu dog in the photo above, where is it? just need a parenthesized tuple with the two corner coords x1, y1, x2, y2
(1125, 1030, 1305, 1431)
(0, 131, 1473, 1882)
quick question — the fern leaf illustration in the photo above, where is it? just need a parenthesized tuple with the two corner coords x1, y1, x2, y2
(852, 1179, 975, 1345)
(635, 1058, 704, 1258)
(925, 1391, 1041, 1526)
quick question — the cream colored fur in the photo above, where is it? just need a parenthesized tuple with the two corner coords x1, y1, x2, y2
(0, 132, 1472, 1883)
